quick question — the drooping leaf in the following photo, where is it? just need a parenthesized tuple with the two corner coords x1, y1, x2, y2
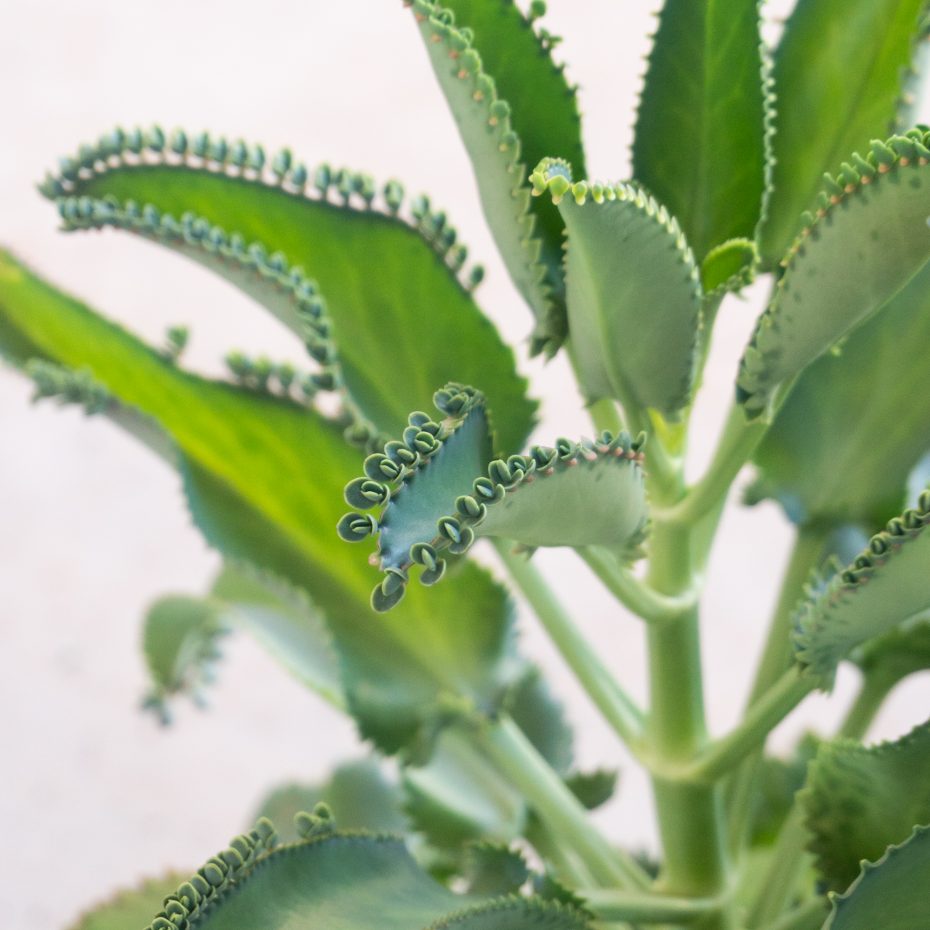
(407, 0, 583, 353)
(749, 258, 930, 526)
(760, 0, 929, 263)
(0, 251, 521, 756)
(801, 720, 930, 891)
(737, 131, 930, 417)
(824, 826, 930, 929)
(531, 160, 703, 418)
(67, 875, 187, 930)
(631, 0, 770, 261)
(143, 822, 590, 930)
(338, 384, 649, 610)
(43, 131, 536, 454)
(793, 490, 930, 685)
(253, 759, 408, 844)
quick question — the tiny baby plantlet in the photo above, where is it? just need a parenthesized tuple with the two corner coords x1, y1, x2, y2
(7, 0, 930, 927)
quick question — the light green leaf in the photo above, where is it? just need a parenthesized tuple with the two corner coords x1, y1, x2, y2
(338, 384, 648, 610)
(824, 826, 930, 929)
(802, 720, 930, 891)
(793, 490, 930, 685)
(852, 616, 930, 694)
(760, 0, 928, 264)
(737, 132, 930, 417)
(407, 0, 577, 353)
(44, 133, 536, 455)
(632, 0, 769, 261)
(531, 160, 703, 417)
(67, 875, 187, 930)
(143, 823, 590, 930)
(253, 760, 408, 844)
(749, 258, 930, 526)
(0, 251, 520, 757)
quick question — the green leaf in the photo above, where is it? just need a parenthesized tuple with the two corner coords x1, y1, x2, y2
(760, 0, 929, 264)
(824, 826, 930, 929)
(144, 823, 590, 930)
(505, 666, 574, 777)
(564, 769, 619, 813)
(407, 0, 578, 353)
(338, 384, 648, 610)
(802, 720, 930, 892)
(749, 736, 820, 847)
(737, 132, 930, 417)
(749, 258, 930, 526)
(793, 490, 930, 685)
(67, 875, 187, 930)
(0, 251, 520, 757)
(852, 616, 930, 694)
(253, 759, 408, 844)
(631, 0, 769, 261)
(531, 160, 703, 418)
(44, 133, 536, 455)
(461, 843, 530, 896)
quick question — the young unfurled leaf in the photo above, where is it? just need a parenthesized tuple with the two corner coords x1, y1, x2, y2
(632, 0, 770, 261)
(66, 875, 188, 930)
(823, 826, 930, 929)
(140, 822, 591, 930)
(749, 258, 930, 526)
(793, 490, 930, 685)
(338, 383, 649, 610)
(737, 131, 930, 417)
(43, 134, 536, 454)
(0, 251, 521, 757)
(801, 720, 930, 891)
(760, 0, 929, 264)
(531, 160, 703, 419)
(408, 0, 584, 354)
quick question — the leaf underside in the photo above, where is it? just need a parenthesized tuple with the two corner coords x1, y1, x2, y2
(749, 255, 930, 527)
(801, 719, 930, 891)
(737, 131, 930, 417)
(42, 135, 536, 454)
(823, 826, 930, 929)
(792, 490, 930, 685)
(532, 160, 702, 418)
(338, 384, 648, 610)
(760, 0, 929, 264)
(142, 824, 590, 930)
(632, 0, 769, 261)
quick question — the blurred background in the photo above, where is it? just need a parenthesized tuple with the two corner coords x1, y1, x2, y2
(2, 2, 929, 927)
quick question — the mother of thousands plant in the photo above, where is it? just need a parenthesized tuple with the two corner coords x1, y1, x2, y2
(6, 0, 930, 927)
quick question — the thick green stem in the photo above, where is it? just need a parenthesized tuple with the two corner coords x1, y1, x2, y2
(478, 715, 651, 889)
(839, 674, 895, 742)
(580, 546, 698, 624)
(645, 519, 731, 906)
(581, 887, 721, 924)
(493, 539, 646, 752)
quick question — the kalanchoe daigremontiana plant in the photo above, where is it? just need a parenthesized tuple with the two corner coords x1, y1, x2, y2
(6, 0, 930, 927)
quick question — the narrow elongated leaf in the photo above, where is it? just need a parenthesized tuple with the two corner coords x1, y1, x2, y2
(338, 384, 648, 610)
(632, 0, 769, 261)
(143, 823, 590, 930)
(0, 251, 520, 756)
(801, 721, 930, 891)
(760, 0, 928, 263)
(824, 826, 930, 929)
(408, 0, 579, 353)
(43, 133, 536, 454)
(793, 490, 930, 685)
(67, 875, 187, 930)
(531, 160, 702, 417)
(749, 258, 930, 526)
(737, 132, 930, 417)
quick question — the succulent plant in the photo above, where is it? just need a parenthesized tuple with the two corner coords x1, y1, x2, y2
(5, 0, 930, 927)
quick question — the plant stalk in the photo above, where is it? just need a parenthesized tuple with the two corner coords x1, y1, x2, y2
(478, 715, 651, 889)
(581, 887, 721, 924)
(493, 539, 646, 752)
